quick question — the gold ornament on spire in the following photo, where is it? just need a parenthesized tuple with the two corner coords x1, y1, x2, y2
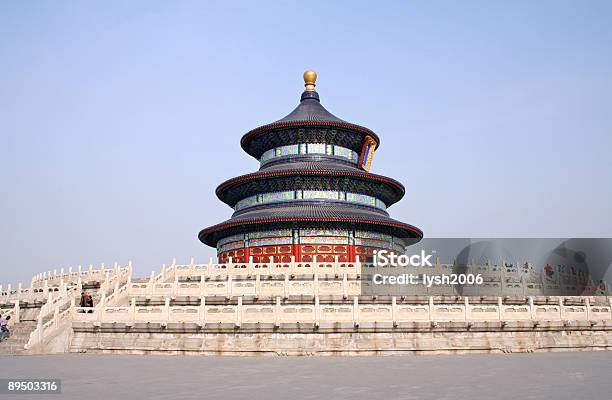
(303, 70, 317, 92)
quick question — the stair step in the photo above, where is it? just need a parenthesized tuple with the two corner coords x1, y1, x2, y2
(0, 341, 27, 348)
(3, 336, 31, 342)
(8, 328, 33, 334)
(0, 349, 26, 354)
(2, 335, 31, 342)
(10, 325, 37, 330)
(3, 344, 28, 348)
(1, 335, 28, 340)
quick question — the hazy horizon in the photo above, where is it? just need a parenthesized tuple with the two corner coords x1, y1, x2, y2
(2, 1, 612, 285)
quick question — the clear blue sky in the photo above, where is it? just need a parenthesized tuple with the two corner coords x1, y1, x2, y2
(2, 1, 611, 285)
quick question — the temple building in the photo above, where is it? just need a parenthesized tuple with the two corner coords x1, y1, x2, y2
(199, 71, 423, 264)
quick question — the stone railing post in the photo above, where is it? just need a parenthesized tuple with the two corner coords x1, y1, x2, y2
(428, 297, 434, 321)
(13, 300, 20, 323)
(247, 256, 254, 275)
(227, 275, 233, 299)
(284, 274, 289, 299)
(236, 297, 242, 327)
(164, 297, 171, 321)
(353, 296, 360, 327)
(255, 275, 261, 298)
(559, 297, 564, 320)
(189, 257, 195, 277)
(464, 297, 469, 321)
(173, 274, 179, 297)
(314, 296, 320, 327)
(274, 296, 281, 327)
(148, 272, 155, 297)
(528, 296, 535, 320)
(391, 296, 397, 326)
(342, 274, 348, 298)
(199, 276, 206, 297)
(130, 298, 136, 324)
(314, 274, 319, 297)
(97, 292, 106, 323)
(585, 297, 591, 321)
(28, 281, 35, 302)
(498, 297, 503, 321)
(199, 297, 206, 325)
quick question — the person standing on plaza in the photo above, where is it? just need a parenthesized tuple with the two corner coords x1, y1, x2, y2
(0, 315, 11, 341)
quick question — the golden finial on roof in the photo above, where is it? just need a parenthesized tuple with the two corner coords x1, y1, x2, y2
(303, 70, 317, 92)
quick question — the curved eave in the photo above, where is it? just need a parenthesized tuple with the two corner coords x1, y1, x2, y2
(198, 217, 423, 248)
(215, 169, 406, 207)
(240, 121, 380, 159)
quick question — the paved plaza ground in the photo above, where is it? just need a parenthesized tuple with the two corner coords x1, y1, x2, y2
(0, 351, 610, 399)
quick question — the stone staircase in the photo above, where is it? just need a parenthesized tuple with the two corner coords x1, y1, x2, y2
(0, 321, 37, 355)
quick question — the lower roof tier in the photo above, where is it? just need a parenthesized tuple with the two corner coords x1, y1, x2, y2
(198, 202, 422, 248)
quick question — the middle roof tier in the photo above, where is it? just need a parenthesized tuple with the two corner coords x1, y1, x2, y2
(215, 160, 406, 208)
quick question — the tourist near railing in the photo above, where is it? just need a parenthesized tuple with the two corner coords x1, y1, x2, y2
(1, 279, 78, 323)
(24, 263, 131, 351)
(73, 295, 612, 327)
(1, 263, 133, 306)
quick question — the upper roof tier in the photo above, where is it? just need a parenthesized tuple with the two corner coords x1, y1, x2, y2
(240, 71, 380, 160)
